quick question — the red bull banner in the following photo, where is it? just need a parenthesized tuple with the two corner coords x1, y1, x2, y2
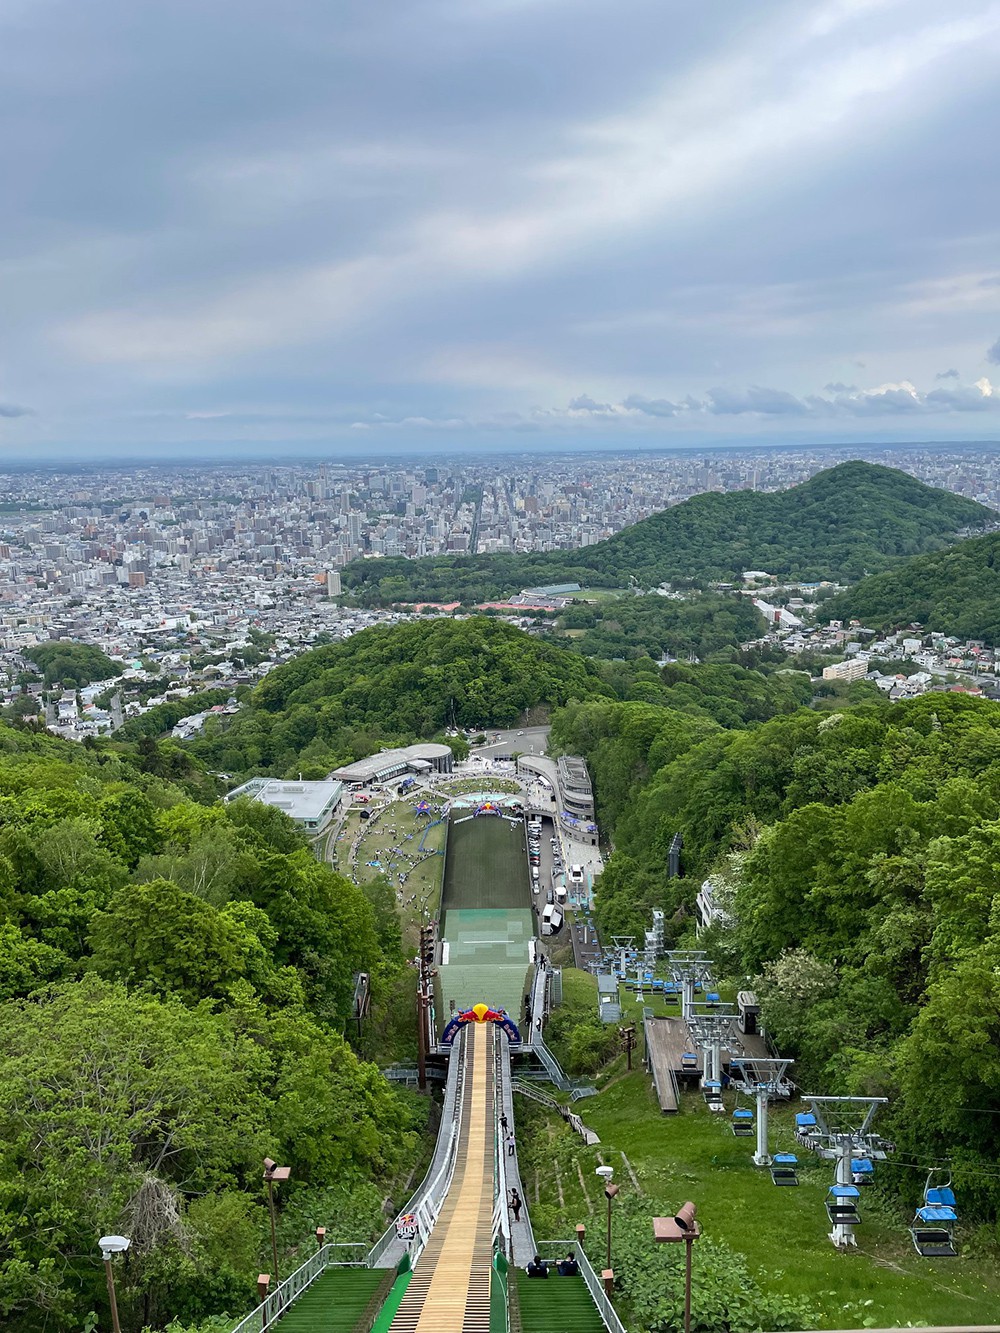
(441, 1002, 522, 1046)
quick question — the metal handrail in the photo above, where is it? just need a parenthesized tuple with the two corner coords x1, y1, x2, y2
(536, 1240, 627, 1333)
(228, 1242, 367, 1333)
(368, 1028, 468, 1267)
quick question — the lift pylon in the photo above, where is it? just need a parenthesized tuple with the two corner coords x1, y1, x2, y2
(801, 1096, 893, 1248)
(664, 950, 714, 1021)
(687, 1010, 739, 1108)
(730, 1057, 794, 1166)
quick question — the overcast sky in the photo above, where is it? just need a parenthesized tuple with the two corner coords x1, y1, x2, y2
(2, 0, 1000, 458)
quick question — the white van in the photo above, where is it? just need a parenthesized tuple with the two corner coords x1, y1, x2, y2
(541, 905, 564, 936)
(531, 866, 539, 882)
(569, 864, 584, 885)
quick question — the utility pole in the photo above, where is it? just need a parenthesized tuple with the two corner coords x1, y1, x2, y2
(619, 1024, 636, 1071)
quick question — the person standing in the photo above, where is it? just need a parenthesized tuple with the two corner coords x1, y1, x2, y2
(508, 1188, 523, 1222)
(506, 1132, 515, 1157)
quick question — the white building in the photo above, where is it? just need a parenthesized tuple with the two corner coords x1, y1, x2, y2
(224, 778, 345, 832)
(822, 657, 869, 684)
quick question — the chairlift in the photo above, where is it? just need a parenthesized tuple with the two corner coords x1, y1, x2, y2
(851, 1157, 875, 1186)
(825, 1185, 862, 1227)
(770, 1153, 799, 1186)
(794, 1111, 819, 1146)
(910, 1170, 958, 1258)
(731, 1091, 754, 1137)
(703, 1079, 724, 1111)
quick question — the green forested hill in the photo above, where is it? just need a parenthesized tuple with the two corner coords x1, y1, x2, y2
(344, 462, 993, 604)
(549, 592, 764, 661)
(824, 529, 1000, 642)
(193, 617, 614, 776)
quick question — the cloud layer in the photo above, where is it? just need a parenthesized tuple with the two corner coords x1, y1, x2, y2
(0, 0, 999, 452)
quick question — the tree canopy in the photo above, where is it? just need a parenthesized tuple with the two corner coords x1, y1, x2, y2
(25, 640, 122, 687)
(825, 528, 1000, 643)
(192, 617, 614, 777)
(0, 723, 418, 1332)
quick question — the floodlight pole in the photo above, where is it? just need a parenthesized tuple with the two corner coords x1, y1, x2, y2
(104, 1257, 122, 1333)
(98, 1236, 131, 1333)
(263, 1159, 291, 1282)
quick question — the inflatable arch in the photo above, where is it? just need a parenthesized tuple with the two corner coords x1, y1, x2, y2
(441, 1002, 522, 1046)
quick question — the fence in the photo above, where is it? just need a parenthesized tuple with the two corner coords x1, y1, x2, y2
(228, 1243, 368, 1333)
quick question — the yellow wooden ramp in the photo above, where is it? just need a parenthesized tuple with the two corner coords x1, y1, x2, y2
(389, 1022, 495, 1333)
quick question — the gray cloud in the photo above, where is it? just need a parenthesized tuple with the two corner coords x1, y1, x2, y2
(622, 393, 680, 418)
(988, 338, 1000, 366)
(0, 403, 32, 419)
(0, 0, 999, 452)
(935, 368, 960, 379)
(706, 385, 809, 416)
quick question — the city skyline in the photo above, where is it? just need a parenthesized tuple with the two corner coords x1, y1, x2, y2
(1, 0, 1000, 457)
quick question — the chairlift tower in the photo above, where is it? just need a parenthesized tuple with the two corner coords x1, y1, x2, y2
(611, 935, 636, 981)
(644, 909, 665, 971)
(664, 951, 714, 1021)
(801, 1096, 892, 1248)
(730, 1057, 794, 1167)
(687, 1009, 739, 1091)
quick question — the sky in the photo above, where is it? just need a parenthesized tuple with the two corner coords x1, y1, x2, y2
(2, 0, 1000, 459)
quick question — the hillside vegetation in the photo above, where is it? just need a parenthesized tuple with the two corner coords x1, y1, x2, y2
(554, 689, 1000, 1218)
(549, 591, 764, 661)
(344, 462, 993, 605)
(193, 617, 614, 777)
(0, 724, 419, 1332)
(825, 528, 1000, 643)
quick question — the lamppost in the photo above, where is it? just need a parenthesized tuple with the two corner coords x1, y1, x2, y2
(653, 1202, 700, 1333)
(595, 1166, 619, 1274)
(263, 1158, 291, 1283)
(98, 1234, 131, 1333)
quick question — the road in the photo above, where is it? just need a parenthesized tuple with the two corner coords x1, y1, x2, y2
(471, 725, 550, 758)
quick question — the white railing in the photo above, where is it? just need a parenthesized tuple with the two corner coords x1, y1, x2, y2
(537, 1241, 627, 1333)
(229, 1243, 367, 1333)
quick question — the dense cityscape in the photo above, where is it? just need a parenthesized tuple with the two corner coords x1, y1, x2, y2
(1, 444, 998, 740)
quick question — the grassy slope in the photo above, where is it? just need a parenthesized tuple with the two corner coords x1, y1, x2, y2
(517, 1071, 1000, 1329)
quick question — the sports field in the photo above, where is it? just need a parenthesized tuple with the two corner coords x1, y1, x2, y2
(438, 814, 534, 1030)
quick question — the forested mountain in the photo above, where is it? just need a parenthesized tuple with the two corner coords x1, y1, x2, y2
(824, 529, 1000, 643)
(193, 617, 614, 776)
(0, 725, 417, 1332)
(554, 690, 1000, 1216)
(549, 592, 764, 661)
(344, 462, 993, 605)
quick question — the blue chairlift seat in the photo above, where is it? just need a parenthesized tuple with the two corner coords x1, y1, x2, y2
(926, 1186, 957, 1210)
(771, 1153, 799, 1186)
(680, 1051, 699, 1069)
(910, 1206, 957, 1258)
(795, 1112, 819, 1145)
(852, 1157, 874, 1185)
(703, 1079, 724, 1109)
(731, 1108, 754, 1137)
(826, 1185, 861, 1226)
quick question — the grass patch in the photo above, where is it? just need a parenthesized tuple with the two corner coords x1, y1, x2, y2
(546, 967, 619, 1077)
(515, 1069, 1000, 1329)
(330, 801, 446, 952)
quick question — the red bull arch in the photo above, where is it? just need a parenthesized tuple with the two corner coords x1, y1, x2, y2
(440, 1002, 522, 1046)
